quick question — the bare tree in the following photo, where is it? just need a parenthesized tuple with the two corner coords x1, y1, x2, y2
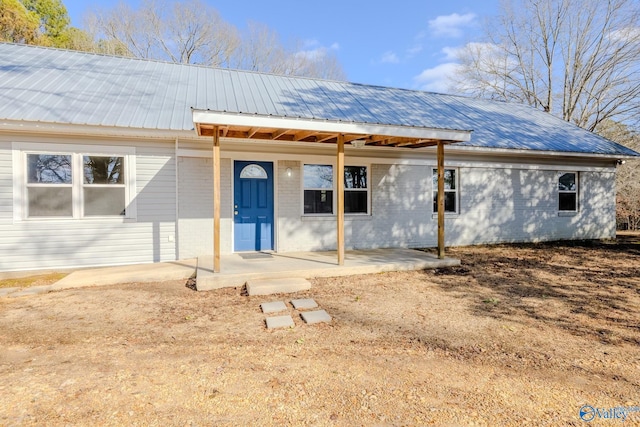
(88, 1, 345, 80)
(453, 0, 640, 133)
(88, 0, 238, 65)
(597, 121, 640, 230)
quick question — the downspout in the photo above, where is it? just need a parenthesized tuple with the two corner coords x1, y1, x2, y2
(174, 137, 179, 260)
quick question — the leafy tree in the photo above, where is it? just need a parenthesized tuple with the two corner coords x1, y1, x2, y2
(0, 0, 40, 43)
(21, 0, 69, 46)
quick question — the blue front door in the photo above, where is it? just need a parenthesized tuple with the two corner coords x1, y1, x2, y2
(233, 161, 274, 252)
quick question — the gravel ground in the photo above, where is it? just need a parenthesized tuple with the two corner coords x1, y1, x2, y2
(1, 238, 639, 426)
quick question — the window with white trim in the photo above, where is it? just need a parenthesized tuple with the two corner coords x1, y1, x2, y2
(26, 154, 73, 217)
(303, 164, 370, 215)
(304, 164, 333, 214)
(344, 165, 368, 214)
(558, 172, 578, 212)
(17, 146, 134, 220)
(83, 156, 126, 216)
(432, 168, 458, 213)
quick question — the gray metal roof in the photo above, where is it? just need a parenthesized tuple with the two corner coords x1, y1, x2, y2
(0, 43, 636, 157)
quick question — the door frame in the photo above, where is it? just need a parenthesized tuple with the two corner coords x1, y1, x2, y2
(230, 159, 277, 253)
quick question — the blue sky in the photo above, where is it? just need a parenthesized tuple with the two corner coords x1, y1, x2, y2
(63, 0, 499, 91)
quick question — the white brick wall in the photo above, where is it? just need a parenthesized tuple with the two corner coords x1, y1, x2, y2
(445, 168, 616, 246)
(177, 157, 232, 259)
(275, 162, 616, 252)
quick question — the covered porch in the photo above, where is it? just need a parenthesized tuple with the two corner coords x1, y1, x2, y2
(191, 109, 472, 277)
(195, 247, 460, 290)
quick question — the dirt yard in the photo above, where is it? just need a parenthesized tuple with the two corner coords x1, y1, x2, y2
(1, 238, 639, 426)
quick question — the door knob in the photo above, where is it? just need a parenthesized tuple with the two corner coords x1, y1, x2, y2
(234, 211, 238, 215)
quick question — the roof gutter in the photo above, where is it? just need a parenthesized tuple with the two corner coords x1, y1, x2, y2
(0, 120, 199, 140)
(444, 143, 640, 160)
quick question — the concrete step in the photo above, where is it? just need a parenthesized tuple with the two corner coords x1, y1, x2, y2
(246, 277, 311, 296)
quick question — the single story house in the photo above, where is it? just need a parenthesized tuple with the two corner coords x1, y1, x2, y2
(0, 43, 637, 273)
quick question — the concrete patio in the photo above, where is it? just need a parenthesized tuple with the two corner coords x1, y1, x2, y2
(196, 248, 460, 291)
(1, 248, 460, 297)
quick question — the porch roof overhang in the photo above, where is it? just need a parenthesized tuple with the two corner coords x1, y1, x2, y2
(192, 109, 472, 149)
(194, 108, 466, 272)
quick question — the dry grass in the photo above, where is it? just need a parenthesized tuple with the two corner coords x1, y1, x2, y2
(0, 272, 68, 289)
(0, 238, 639, 426)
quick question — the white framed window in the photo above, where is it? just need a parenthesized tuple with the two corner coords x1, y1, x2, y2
(558, 172, 578, 212)
(432, 168, 458, 214)
(303, 164, 370, 215)
(26, 154, 73, 217)
(303, 164, 334, 214)
(82, 156, 126, 216)
(14, 143, 136, 220)
(344, 165, 369, 214)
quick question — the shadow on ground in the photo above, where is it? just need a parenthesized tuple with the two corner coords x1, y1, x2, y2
(422, 237, 640, 346)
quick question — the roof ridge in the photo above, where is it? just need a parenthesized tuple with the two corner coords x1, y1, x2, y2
(0, 42, 517, 104)
(0, 41, 357, 85)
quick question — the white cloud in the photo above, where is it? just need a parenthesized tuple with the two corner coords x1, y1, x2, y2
(380, 51, 400, 64)
(441, 46, 462, 61)
(406, 44, 423, 58)
(428, 13, 476, 38)
(414, 62, 461, 93)
(608, 27, 640, 44)
(295, 40, 340, 61)
(295, 47, 328, 61)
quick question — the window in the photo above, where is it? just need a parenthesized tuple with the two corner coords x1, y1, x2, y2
(432, 168, 458, 213)
(344, 166, 368, 214)
(15, 144, 134, 220)
(83, 156, 126, 216)
(304, 164, 333, 214)
(26, 154, 73, 217)
(239, 164, 267, 179)
(303, 164, 370, 215)
(558, 172, 578, 212)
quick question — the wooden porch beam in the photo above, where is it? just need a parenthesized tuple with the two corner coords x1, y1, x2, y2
(316, 134, 337, 143)
(294, 130, 318, 141)
(437, 141, 445, 259)
(337, 134, 345, 265)
(272, 129, 290, 140)
(213, 125, 221, 273)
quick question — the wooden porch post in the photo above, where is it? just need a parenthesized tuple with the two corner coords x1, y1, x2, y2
(437, 141, 445, 259)
(337, 134, 345, 265)
(212, 126, 221, 273)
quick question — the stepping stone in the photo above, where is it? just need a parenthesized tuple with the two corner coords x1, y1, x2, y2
(261, 301, 287, 314)
(246, 278, 311, 296)
(291, 298, 318, 310)
(300, 310, 332, 325)
(266, 315, 295, 329)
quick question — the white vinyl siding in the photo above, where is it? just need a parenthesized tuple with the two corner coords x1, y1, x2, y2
(0, 138, 176, 272)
